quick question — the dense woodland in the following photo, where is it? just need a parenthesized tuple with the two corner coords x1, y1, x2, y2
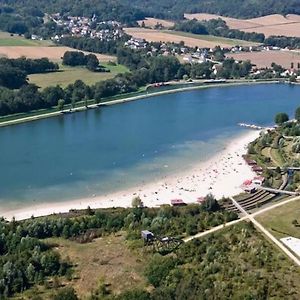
(0, 196, 239, 298)
(3, 0, 300, 23)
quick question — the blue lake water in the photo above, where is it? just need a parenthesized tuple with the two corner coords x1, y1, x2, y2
(1, 83, 300, 211)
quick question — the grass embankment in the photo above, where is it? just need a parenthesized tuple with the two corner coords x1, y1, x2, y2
(28, 63, 129, 88)
(0, 31, 53, 47)
(256, 200, 300, 239)
(165, 30, 261, 47)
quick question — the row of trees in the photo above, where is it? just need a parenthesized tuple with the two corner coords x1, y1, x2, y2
(174, 18, 265, 43)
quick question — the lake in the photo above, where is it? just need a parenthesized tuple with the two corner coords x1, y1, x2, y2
(1, 83, 299, 211)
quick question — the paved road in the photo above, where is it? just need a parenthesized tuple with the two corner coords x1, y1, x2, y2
(258, 186, 298, 196)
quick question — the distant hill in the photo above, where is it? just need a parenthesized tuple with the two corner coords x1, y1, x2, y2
(2, 0, 300, 21)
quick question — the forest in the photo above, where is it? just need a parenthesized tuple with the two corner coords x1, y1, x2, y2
(3, 0, 300, 22)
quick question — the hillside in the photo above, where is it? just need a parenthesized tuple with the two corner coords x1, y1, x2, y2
(186, 13, 300, 38)
(3, 0, 300, 22)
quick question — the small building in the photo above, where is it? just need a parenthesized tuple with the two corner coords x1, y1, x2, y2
(244, 158, 257, 166)
(252, 166, 263, 174)
(171, 199, 186, 206)
(141, 230, 154, 242)
(253, 176, 265, 185)
(242, 184, 257, 193)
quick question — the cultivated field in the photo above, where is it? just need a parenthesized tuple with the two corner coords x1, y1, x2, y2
(28, 63, 129, 88)
(0, 46, 116, 62)
(185, 13, 300, 38)
(0, 31, 53, 47)
(125, 28, 258, 48)
(227, 50, 300, 69)
(137, 17, 175, 29)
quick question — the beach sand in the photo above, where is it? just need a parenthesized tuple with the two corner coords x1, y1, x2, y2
(2, 130, 260, 221)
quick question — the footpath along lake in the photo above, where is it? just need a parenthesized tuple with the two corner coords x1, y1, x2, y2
(0, 83, 300, 212)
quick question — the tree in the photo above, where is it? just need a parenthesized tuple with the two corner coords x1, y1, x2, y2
(57, 99, 65, 111)
(275, 112, 289, 125)
(132, 196, 143, 208)
(295, 107, 300, 122)
(86, 54, 99, 72)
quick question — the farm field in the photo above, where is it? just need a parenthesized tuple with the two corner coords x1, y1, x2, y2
(227, 50, 300, 69)
(0, 45, 116, 62)
(256, 200, 300, 240)
(28, 63, 129, 88)
(124, 27, 258, 48)
(0, 31, 53, 46)
(137, 17, 175, 29)
(185, 13, 300, 37)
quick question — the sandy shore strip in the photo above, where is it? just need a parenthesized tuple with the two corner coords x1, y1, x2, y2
(2, 130, 261, 221)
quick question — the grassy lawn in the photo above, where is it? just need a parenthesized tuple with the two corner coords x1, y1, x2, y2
(28, 63, 129, 88)
(165, 30, 260, 47)
(256, 200, 300, 239)
(0, 31, 53, 47)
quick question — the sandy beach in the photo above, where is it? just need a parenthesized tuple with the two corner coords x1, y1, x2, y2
(2, 130, 260, 221)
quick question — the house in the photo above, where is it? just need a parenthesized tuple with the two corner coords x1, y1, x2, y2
(171, 199, 186, 206)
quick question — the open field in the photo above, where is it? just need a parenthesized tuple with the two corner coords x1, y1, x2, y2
(0, 31, 53, 47)
(48, 234, 147, 298)
(185, 13, 300, 37)
(256, 200, 300, 240)
(0, 46, 116, 61)
(28, 63, 129, 88)
(227, 50, 300, 69)
(125, 27, 258, 48)
(137, 17, 175, 29)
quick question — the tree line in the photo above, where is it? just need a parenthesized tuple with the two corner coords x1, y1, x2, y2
(174, 18, 265, 43)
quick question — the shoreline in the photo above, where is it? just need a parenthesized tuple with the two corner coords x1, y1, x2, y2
(2, 129, 261, 221)
(0, 79, 280, 128)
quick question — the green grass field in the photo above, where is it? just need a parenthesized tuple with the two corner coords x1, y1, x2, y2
(28, 63, 129, 88)
(165, 30, 260, 47)
(256, 200, 300, 239)
(0, 31, 53, 47)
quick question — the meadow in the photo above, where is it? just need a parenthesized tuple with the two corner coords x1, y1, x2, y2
(0, 31, 53, 47)
(28, 63, 129, 88)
